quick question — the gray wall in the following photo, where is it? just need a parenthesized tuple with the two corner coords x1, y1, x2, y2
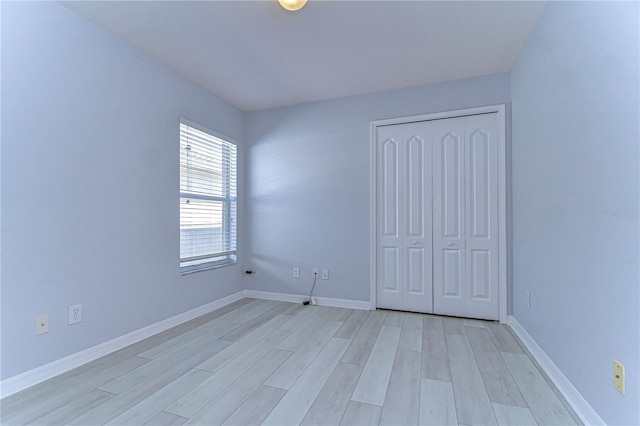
(1, 1, 245, 379)
(243, 74, 511, 302)
(510, 2, 639, 424)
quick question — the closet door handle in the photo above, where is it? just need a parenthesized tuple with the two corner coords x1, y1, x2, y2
(412, 240, 419, 245)
(448, 242, 453, 247)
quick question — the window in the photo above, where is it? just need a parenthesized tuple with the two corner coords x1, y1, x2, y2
(179, 119, 237, 273)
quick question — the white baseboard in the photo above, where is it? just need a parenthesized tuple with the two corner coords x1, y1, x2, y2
(0, 291, 245, 399)
(243, 289, 371, 311)
(243, 289, 306, 304)
(507, 316, 604, 426)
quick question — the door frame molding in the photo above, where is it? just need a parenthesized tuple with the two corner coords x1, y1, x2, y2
(369, 104, 507, 323)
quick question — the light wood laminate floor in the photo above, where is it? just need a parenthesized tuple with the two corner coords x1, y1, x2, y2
(1, 299, 581, 425)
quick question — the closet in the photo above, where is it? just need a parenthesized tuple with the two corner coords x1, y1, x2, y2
(374, 109, 502, 321)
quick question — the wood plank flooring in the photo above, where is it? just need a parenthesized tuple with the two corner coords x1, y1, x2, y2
(0, 299, 581, 425)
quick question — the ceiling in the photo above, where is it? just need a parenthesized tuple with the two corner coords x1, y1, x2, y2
(62, 1, 546, 112)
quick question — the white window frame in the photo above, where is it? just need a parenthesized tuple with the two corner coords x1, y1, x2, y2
(179, 118, 237, 274)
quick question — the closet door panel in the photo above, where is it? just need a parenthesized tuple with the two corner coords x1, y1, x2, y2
(469, 128, 491, 239)
(469, 249, 491, 299)
(376, 126, 403, 310)
(465, 114, 499, 319)
(442, 132, 463, 239)
(402, 122, 433, 313)
(433, 117, 466, 316)
(407, 247, 425, 293)
(442, 249, 462, 297)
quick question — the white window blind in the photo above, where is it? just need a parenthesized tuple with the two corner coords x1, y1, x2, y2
(180, 120, 237, 273)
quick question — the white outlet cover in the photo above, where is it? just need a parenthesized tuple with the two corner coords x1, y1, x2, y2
(69, 304, 82, 325)
(321, 268, 329, 280)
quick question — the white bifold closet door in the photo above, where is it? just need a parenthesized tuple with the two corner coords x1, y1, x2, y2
(432, 114, 499, 320)
(376, 122, 433, 313)
(376, 113, 499, 320)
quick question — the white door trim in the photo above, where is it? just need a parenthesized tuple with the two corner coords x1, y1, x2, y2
(370, 104, 507, 323)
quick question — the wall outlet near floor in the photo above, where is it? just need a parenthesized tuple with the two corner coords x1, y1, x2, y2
(293, 267, 300, 278)
(35, 314, 49, 335)
(69, 304, 82, 325)
(312, 268, 319, 277)
(321, 268, 329, 280)
(525, 291, 530, 309)
(614, 359, 625, 395)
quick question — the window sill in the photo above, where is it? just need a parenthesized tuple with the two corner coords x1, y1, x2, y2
(180, 258, 237, 275)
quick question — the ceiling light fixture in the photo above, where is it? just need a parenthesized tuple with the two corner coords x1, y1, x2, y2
(278, 0, 307, 12)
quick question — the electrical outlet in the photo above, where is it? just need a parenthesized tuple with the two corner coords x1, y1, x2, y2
(525, 291, 530, 309)
(293, 267, 300, 278)
(312, 268, 319, 277)
(35, 314, 49, 335)
(69, 304, 82, 325)
(614, 359, 625, 395)
(321, 268, 329, 280)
